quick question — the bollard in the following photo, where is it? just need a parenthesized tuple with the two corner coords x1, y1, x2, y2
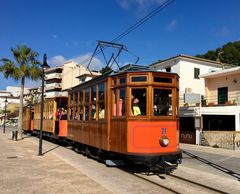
(11, 131, 18, 141)
(14, 131, 18, 141)
(11, 131, 14, 140)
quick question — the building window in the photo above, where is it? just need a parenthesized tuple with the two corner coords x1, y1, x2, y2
(194, 68, 200, 79)
(218, 87, 228, 104)
(166, 67, 171, 72)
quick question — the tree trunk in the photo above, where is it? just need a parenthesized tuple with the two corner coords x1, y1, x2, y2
(18, 76, 25, 140)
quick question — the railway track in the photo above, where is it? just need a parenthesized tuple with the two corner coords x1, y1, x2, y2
(132, 171, 228, 194)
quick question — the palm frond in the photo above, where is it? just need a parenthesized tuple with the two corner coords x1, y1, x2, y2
(1, 44, 42, 81)
(0, 58, 20, 80)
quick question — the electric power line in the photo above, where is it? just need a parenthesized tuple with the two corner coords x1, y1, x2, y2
(78, 0, 176, 67)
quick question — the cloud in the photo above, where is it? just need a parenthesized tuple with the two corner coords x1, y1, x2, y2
(117, 0, 131, 9)
(49, 55, 66, 66)
(71, 54, 104, 71)
(48, 54, 104, 71)
(165, 19, 177, 31)
(117, 0, 167, 10)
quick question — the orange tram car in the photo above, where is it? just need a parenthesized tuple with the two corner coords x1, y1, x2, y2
(22, 97, 68, 138)
(23, 70, 182, 171)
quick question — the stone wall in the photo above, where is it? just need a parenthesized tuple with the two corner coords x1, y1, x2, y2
(201, 131, 240, 150)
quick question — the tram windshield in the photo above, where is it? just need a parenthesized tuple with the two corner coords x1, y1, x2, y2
(153, 89, 172, 116)
(131, 88, 147, 116)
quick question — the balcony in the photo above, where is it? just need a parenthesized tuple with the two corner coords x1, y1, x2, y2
(45, 73, 62, 80)
(45, 91, 68, 98)
(179, 92, 240, 107)
(45, 83, 62, 91)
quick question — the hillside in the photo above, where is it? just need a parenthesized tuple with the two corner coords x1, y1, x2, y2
(196, 41, 240, 66)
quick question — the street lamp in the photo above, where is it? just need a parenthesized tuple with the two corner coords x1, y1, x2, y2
(3, 97, 8, 133)
(38, 54, 50, 156)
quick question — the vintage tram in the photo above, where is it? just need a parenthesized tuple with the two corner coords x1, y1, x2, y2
(22, 105, 34, 132)
(23, 97, 68, 138)
(68, 70, 182, 169)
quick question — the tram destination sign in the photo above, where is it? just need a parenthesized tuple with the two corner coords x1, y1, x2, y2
(184, 93, 201, 104)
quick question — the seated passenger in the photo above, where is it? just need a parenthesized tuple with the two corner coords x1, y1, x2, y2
(132, 98, 141, 116)
(99, 108, 105, 119)
(153, 105, 158, 116)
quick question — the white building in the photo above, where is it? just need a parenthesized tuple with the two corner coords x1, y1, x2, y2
(44, 61, 101, 98)
(150, 54, 228, 105)
(6, 86, 29, 97)
(150, 54, 237, 147)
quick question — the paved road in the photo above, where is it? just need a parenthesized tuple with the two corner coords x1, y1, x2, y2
(0, 128, 112, 194)
(1, 126, 240, 193)
(180, 144, 240, 180)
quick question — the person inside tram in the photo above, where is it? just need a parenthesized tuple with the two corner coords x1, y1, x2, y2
(153, 105, 159, 116)
(61, 108, 67, 120)
(99, 104, 105, 119)
(132, 97, 141, 116)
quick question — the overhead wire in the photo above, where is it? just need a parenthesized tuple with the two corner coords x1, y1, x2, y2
(78, 0, 176, 67)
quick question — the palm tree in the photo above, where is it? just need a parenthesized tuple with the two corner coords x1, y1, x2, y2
(0, 45, 42, 139)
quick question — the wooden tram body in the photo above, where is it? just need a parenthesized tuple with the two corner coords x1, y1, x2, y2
(34, 97, 68, 137)
(22, 106, 34, 132)
(22, 97, 68, 137)
(68, 70, 182, 166)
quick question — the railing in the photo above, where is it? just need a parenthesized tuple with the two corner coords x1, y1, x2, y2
(179, 92, 240, 107)
(45, 73, 62, 80)
(45, 91, 68, 98)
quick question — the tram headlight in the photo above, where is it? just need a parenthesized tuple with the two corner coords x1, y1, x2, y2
(159, 136, 169, 147)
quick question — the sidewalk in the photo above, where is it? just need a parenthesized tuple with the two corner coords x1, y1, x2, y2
(180, 143, 240, 158)
(0, 131, 112, 194)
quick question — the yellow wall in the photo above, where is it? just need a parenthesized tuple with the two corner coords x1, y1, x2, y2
(205, 73, 240, 104)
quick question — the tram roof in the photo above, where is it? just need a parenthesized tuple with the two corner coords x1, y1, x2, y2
(69, 65, 178, 92)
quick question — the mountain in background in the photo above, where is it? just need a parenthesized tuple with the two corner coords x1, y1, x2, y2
(196, 41, 240, 66)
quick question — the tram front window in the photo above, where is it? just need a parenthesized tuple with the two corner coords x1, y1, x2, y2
(153, 89, 172, 116)
(131, 88, 146, 116)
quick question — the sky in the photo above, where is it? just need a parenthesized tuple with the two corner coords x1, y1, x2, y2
(0, 0, 240, 89)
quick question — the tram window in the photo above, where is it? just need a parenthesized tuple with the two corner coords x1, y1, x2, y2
(154, 76, 172, 83)
(79, 90, 83, 105)
(119, 77, 126, 84)
(70, 94, 74, 106)
(74, 92, 78, 106)
(131, 88, 147, 116)
(85, 88, 90, 104)
(69, 108, 73, 120)
(153, 89, 172, 116)
(98, 83, 105, 119)
(112, 89, 117, 117)
(91, 86, 97, 120)
(73, 107, 78, 120)
(79, 106, 83, 120)
(119, 88, 126, 116)
(84, 106, 89, 120)
(84, 88, 90, 120)
(131, 76, 147, 82)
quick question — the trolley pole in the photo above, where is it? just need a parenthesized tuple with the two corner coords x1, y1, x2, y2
(38, 54, 50, 156)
